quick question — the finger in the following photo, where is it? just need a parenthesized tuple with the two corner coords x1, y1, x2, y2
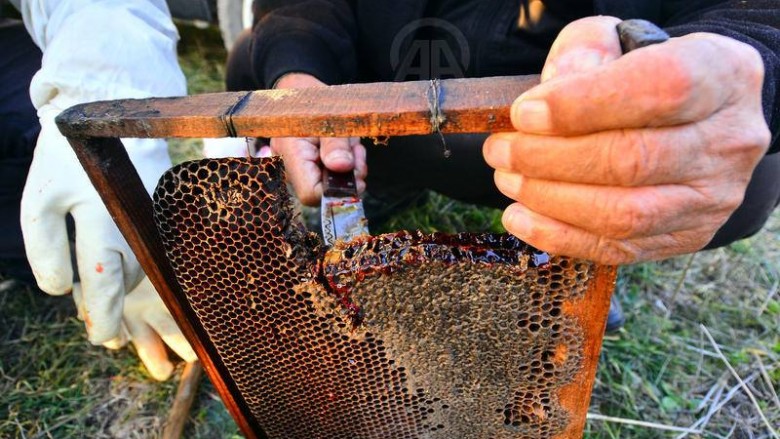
(502, 202, 708, 264)
(124, 277, 197, 364)
(71, 281, 86, 320)
(76, 248, 125, 345)
(352, 139, 367, 194)
(271, 137, 323, 205)
(146, 308, 197, 362)
(73, 213, 126, 345)
(19, 209, 73, 295)
(512, 34, 751, 136)
(484, 127, 707, 187)
(320, 137, 355, 172)
(75, 281, 127, 348)
(493, 171, 730, 240)
(541, 16, 623, 81)
(125, 316, 175, 381)
(126, 277, 196, 361)
(74, 281, 129, 347)
(257, 145, 272, 158)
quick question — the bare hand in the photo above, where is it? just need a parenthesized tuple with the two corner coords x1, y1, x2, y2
(270, 74, 367, 205)
(483, 16, 771, 264)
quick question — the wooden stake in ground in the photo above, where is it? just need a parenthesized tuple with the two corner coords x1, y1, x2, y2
(162, 361, 203, 439)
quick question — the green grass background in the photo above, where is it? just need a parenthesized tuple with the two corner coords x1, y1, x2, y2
(1, 23, 778, 438)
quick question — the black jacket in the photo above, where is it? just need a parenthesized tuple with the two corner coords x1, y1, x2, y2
(249, 0, 780, 153)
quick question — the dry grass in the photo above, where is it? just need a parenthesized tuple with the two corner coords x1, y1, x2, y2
(0, 22, 777, 438)
(587, 212, 780, 438)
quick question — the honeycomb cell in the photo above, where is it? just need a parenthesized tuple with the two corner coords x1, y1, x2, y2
(153, 157, 606, 439)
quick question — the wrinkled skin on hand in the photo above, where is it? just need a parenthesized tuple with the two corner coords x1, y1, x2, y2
(483, 16, 771, 264)
(269, 73, 367, 206)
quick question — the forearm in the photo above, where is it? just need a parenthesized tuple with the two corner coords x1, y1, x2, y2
(250, 0, 357, 88)
(19, 0, 186, 109)
(18, 0, 183, 172)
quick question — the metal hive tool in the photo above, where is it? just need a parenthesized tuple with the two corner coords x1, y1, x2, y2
(152, 156, 617, 439)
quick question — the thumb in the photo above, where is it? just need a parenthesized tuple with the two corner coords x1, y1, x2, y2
(541, 16, 623, 81)
(320, 137, 355, 172)
(126, 317, 175, 381)
(131, 277, 197, 363)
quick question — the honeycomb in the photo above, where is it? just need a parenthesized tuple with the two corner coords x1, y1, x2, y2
(153, 157, 612, 439)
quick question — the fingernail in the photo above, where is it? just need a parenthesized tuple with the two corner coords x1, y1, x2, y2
(494, 170, 523, 196)
(484, 135, 513, 169)
(325, 150, 353, 165)
(512, 98, 552, 133)
(504, 203, 532, 236)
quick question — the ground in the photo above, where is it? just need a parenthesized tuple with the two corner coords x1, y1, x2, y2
(1, 23, 778, 439)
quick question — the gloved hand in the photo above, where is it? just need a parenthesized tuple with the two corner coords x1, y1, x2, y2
(21, 104, 172, 345)
(18, 0, 187, 347)
(74, 276, 197, 381)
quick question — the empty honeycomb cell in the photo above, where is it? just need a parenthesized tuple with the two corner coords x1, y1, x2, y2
(153, 157, 613, 439)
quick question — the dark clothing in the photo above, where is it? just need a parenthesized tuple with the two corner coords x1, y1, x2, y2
(0, 19, 41, 282)
(227, 31, 512, 207)
(227, 1, 780, 249)
(708, 152, 780, 248)
(227, 0, 780, 248)
(247, 0, 779, 153)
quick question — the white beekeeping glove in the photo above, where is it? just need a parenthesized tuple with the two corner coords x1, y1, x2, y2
(19, 0, 186, 347)
(74, 277, 198, 381)
(23, 108, 172, 344)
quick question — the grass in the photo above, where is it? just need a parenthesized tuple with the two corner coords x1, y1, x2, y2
(1, 22, 778, 438)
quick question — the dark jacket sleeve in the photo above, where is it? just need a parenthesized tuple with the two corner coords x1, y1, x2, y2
(250, 0, 358, 89)
(660, 0, 780, 154)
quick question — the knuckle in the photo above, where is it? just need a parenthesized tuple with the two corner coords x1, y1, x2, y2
(719, 121, 771, 160)
(731, 40, 765, 90)
(749, 123, 772, 152)
(693, 185, 742, 221)
(606, 130, 653, 186)
(659, 55, 695, 114)
(720, 189, 745, 213)
(490, 135, 526, 171)
(593, 237, 640, 265)
(701, 35, 764, 105)
(522, 222, 544, 245)
(507, 148, 529, 172)
(662, 230, 713, 258)
(606, 196, 654, 238)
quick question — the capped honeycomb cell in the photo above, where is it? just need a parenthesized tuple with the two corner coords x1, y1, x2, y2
(153, 157, 616, 439)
